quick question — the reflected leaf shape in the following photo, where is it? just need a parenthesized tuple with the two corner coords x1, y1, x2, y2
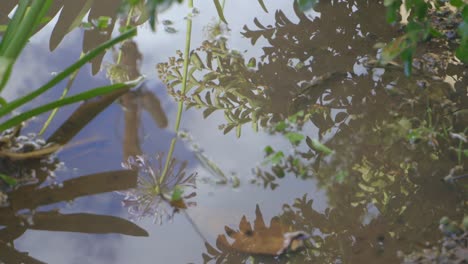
(24, 212, 148, 236)
(0, 240, 46, 264)
(8, 170, 137, 211)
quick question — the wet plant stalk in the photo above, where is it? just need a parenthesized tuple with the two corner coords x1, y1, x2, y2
(160, 0, 194, 184)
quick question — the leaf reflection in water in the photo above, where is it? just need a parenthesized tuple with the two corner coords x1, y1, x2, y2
(118, 154, 197, 224)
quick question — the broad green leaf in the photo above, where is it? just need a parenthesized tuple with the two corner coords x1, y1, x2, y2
(275, 121, 287, 132)
(286, 132, 305, 145)
(268, 151, 284, 165)
(450, 0, 464, 8)
(306, 136, 333, 155)
(0, 173, 18, 186)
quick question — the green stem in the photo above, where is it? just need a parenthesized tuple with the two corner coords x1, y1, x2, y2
(159, 0, 194, 185)
(0, 28, 137, 119)
(39, 52, 84, 136)
(116, 7, 135, 65)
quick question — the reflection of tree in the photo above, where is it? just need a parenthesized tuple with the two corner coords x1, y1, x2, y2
(0, 59, 148, 262)
(154, 0, 468, 262)
(0, 168, 147, 263)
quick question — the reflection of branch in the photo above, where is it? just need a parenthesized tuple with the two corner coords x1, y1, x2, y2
(9, 170, 137, 210)
(24, 212, 148, 236)
(47, 88, 129, 145)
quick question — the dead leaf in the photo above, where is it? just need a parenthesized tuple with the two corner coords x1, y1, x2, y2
(215, 204, 308, 256)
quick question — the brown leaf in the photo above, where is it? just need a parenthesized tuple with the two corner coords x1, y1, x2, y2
(214, 205, 308, 256)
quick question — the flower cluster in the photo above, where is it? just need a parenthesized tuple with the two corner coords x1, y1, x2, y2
(117, 154, 197, 224)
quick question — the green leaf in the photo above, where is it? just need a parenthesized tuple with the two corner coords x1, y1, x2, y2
(264, 146, 274, 156)
(286, 132, 305, 145)
(171, 186, 184, 201)
(335, 170, 348, 184)
(96, 16, 111, 29)
(268, 151, 284, 165)
(450, 0, 464, 8)
(306, 136, 334, 155)
(257, 0, 269, 13)
(0, 80, 138, 131)
(296, 0, 318, 11)
(0, 173, 18, 186)
(203, 108, 216, 118)
(0, 28, 137, 119)
(275, 121, 287, 132)
(213, 0, 228, 24)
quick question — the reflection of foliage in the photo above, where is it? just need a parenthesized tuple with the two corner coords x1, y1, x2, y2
(118, 154, 196, 224)
(403, 216, 468, 264)
(0, 169, 147, 263)
(158, 39, 273, 137)
(203, 205, 309, 263)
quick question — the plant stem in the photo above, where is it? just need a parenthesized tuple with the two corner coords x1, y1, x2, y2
(159, 0, 194, 184)
(39, 52, 84, 136)
(0, 28, 137, 119)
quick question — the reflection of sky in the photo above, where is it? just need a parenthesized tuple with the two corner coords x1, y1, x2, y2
(10, 1, 329, 263)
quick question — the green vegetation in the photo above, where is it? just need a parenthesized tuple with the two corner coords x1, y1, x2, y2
(0, 0, 139, 132)
(299, 0, 468, 75)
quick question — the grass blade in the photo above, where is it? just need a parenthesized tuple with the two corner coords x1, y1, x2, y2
(213, 0, 228, 24)
(3, 0, 49, 59)
(0, 79, 141, 131)
(0, 0, 31, 55)
(0, 27, 137, 118)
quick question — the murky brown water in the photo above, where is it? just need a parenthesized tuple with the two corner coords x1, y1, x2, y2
(1, 0, 467, 263)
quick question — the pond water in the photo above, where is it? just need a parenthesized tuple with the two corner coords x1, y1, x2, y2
(1, 0, 467, 263)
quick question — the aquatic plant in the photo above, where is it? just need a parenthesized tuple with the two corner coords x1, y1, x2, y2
(0, 0, 140, 132)
(298, 0, 468, 76)
(118, 154, 197, 224)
